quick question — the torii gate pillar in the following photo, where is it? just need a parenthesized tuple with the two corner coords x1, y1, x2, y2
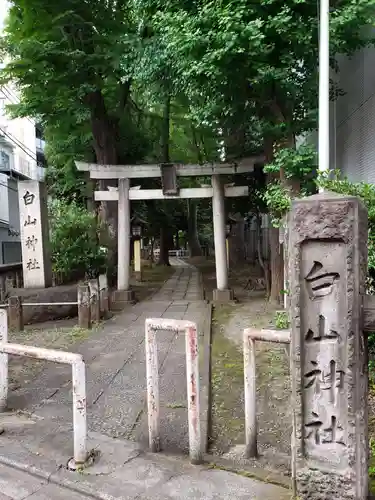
(75, 159, 264, 304)
(113, 179, 135, 306)
(212, 175, 233, 302)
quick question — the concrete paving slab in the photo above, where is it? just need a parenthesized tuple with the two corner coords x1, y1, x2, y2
(0, 464, 45, 500)
(0, 416, 291, 500)
(25, 484, 92, 500)
(158, 468, 291, 499)
(0, 261, 291, 500)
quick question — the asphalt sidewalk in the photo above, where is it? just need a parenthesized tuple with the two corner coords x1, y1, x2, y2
(0, 429, 291, 499)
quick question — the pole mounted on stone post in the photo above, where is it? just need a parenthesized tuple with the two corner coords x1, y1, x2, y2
(289, 192, 368, 500)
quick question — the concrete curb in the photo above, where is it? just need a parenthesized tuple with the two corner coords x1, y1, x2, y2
(0, 453, 102, 499)
(203, 453, 292, 490)
(200, 301, 212, 454)
(0, 447, 292, 500)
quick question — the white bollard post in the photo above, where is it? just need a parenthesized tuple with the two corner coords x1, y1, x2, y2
(0, 310, 8, 412)
(145, 319, 160, 452)
(71, 360, 87, 466)
(243, 334, 257, 458)
(185, 323, 202, 464)
(144, 318, 202, 463)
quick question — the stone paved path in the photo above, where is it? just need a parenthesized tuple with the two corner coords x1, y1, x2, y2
(0, 258, 290, 499)
(8, 258, 207, 453)
(151, 257, 203, 301)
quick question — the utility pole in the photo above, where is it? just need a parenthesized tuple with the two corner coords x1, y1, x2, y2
(318, 0, 330, 190)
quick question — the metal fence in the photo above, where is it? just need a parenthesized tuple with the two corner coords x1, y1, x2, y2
(0, 309, 88, 469)
(243, 327, 290, 457)
(145, 317, 202, 464)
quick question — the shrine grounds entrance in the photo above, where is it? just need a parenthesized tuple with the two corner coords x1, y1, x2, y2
(76, 159, 262, 305)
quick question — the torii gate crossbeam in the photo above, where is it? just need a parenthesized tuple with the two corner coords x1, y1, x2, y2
(76, 159, 261, 304)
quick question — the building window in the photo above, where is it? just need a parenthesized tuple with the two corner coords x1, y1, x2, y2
(0, 151, 10, 170)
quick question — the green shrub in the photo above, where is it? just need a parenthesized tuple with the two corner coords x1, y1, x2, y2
(274, 311, 289, 330)
(318, 170, 375, 289)
(49, 200, 107, 281)
(264, 163, 375, 290)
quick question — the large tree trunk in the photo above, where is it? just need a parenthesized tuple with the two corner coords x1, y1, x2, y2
(161, 94, 171, 165)
(158, 226, 171, 266)
(269, 226, 284, 304)
(86, 90, 118, 230)
(85, 89, 120, 280)
(264, 136, 284, 304)
(157, 94, 172, 266)
(256, 215, 270, 297)
(187, 200, 202, 257)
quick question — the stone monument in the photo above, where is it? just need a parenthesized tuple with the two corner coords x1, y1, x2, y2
(18, 181, 52, 288)
(289, 192, 368, 500)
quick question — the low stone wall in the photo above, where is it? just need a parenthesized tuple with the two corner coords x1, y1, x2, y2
(6, 284, 78, 325)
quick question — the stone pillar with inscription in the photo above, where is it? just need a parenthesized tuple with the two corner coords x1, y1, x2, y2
(289, 192, 368, 500)
(18, 181, 52, 289)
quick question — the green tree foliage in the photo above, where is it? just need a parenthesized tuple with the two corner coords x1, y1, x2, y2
(0, 0, 139, 164)
(43, 119, 93, 205)
(144, 0, 375, 300)
(3, 0, 375, 283)
(262, 163, 375, 289)
(0, 1, 219, 256)
(49, 199, 107, 280)
(263, 145, 317, 223)
(318, 170, 375, 289)
(150, 0, 375, 147)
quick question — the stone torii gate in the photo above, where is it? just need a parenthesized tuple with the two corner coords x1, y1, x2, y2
(76, 160, 261, 305)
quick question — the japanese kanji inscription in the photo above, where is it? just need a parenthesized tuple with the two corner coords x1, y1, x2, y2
(18, 181, 52, 288)
(301, 245, 347, 466)
(25, 235, 38, 251)
(289, 193, 368, 500)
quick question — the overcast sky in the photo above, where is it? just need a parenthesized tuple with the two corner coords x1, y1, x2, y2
(0, 0, 9, 32)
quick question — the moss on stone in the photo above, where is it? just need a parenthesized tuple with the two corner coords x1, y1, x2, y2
(209, 299, 290, 460)
(210, 304, 245, 453)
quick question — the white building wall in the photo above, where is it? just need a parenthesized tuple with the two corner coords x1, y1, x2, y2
(331, 46, 375, 184)
(0, 173, 9, 225)
(0, 84, 41, 179)
(0, 175, 21, 264)
(0, 3, 43, 265)
(0, 82, 44, 264)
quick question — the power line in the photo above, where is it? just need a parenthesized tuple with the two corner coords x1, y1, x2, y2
(0, 87, 18, 104)
(0, 91, 46, 163)
(0, 88, 42, 161)
(0, 126, 44, 167)
(0, 180, 19, 193)
(0, 125, 39, 159)
(0, 87, 36, 127)
(1, 85, 19, 103)
(7, 128, 38, 158)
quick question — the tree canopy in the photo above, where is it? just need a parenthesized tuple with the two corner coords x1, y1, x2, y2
(1, 0, 374, 295)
